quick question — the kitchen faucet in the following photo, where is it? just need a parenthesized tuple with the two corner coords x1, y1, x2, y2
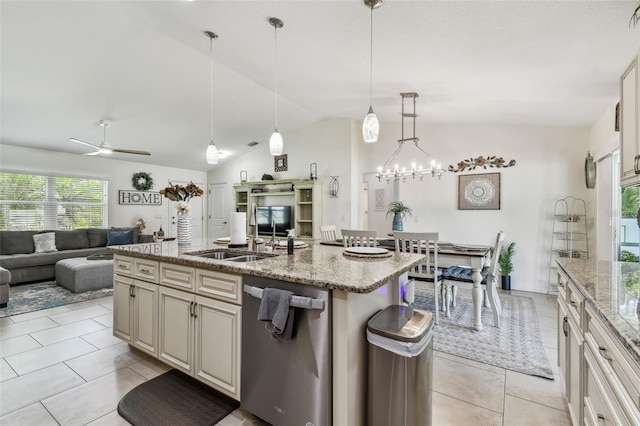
(271, 218, 277, 246)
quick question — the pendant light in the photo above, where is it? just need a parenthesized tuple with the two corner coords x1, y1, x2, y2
(362, 0, 382, 143)
(205, 31, 220, 165)
(269, 17, 284, 156)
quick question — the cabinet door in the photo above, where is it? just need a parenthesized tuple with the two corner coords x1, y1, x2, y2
(557, 297, 568, 392)
(621, 57, 638, 184)
(567, 314, 584, 426)
(132, 279, 158, 357)
(113, 275, 134, 343)
(194, 295, 241, 400)
(158, 286, 194, 374)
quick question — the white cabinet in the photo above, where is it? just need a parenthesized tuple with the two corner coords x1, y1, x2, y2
(621, 56, 640, 186)
(113, 274, 158, 357)
(113, 256, 243, 400)
(556, 268, 583, 426)
(194, 295, 241, 397)
(157, 267, 242, 400)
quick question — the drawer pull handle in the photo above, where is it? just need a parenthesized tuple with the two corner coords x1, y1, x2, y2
(563, 316, 568, 337)
(139, 268, 151, 274)
(597, 413, 605, 425)
(189, 301, 194, 317)
(118, 264, 128, 269)
(130, 284, 136, 298)
(569, 300, 577, 306)
(598, 346, 612, 362)
(193, 302, 198, 318)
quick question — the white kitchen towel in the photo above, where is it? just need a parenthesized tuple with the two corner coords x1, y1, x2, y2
(229, 212, 246, 245)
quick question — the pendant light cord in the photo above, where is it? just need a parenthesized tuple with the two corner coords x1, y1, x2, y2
(369, 4, 374, 107)
(210, 36, 214, 144)
(274, 24, 279, 129)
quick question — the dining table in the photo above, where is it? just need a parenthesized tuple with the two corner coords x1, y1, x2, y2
(320, 238, 494, 331)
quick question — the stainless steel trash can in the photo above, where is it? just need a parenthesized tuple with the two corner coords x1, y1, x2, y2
(367, 305, 434, 426)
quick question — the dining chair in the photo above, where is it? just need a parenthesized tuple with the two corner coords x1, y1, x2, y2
(441, 231, 506, 328)
(341, 229, 377, 247)
(320, 225, 338, 242)
(393, 231, 443, 324)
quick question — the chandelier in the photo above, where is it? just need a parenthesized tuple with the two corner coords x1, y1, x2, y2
(376, 92, 445, 182)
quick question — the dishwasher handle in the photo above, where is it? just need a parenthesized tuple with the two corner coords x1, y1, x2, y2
(243, 284, 325, 311)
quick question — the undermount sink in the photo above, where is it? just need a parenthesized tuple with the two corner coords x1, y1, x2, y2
(188, 251, 241, 260)
(186, 250, 271, 263)
(225, 255, 269, 263)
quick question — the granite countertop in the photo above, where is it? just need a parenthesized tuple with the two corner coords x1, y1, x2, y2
(108, 239, 424, 294)
(556, 258, 640, 365)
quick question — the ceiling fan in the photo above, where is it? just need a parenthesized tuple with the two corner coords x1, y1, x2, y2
(69, 120, 151, 156)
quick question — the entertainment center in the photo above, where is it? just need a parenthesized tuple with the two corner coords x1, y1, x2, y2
(233, 179, 323, 241)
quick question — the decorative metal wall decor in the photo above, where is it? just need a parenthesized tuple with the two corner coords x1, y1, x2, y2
(374, 188, 386, 211)
(329, 176, 339, 198)
(458, 173, 500, 210)
(274, 154, 288, 172)
(448, 156, 516, 173)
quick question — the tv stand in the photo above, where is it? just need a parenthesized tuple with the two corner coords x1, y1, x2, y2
(234, 179, 323, 241)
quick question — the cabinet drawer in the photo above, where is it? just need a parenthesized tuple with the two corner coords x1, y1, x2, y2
(557, 268, 568, 298)
(133, 259, 160, 283)
(161, 263, 195, 291)
(114, 255, 134, 277)
(585, 305, 640, 420)
(584, 344, 627, 426)
(196, 269, 242, 304)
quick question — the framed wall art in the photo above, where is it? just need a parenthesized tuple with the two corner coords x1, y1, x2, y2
(458, 173, 500, 210)
(274, 154, 288, 172)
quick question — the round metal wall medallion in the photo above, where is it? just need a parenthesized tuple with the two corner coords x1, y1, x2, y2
(585, 152, 596, 189)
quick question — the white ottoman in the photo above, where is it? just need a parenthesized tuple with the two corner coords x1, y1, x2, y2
(55, 257, 114, 293)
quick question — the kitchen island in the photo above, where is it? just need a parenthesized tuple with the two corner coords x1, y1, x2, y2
(108, 239, 424, 426)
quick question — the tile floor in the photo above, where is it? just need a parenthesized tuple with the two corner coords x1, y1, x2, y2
(0, 290, 571, 425)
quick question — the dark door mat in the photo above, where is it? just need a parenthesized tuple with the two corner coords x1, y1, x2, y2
(117, 369, 240, 426)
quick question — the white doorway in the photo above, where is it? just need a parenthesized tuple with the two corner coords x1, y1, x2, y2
(209, 182, 229, 239)
(168, 180, 204, 239)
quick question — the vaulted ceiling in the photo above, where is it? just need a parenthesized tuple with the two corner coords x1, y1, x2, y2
(1, 1, 638, 171)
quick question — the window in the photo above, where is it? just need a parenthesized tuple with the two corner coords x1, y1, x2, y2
(620, 185, 640, 262)
(0, 172, 108, 230)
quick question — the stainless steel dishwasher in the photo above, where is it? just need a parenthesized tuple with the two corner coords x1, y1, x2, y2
(241, 275, 332, 426)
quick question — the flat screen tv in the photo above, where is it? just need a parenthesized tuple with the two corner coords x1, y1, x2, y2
(257, 206, 293, 237)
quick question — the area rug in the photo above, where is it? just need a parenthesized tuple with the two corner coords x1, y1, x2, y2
(412, 287, 554, 379)
(0, 281, 113, 318)
(118, 369, 240, 426)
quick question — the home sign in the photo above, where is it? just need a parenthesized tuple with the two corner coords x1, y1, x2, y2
(119, 191, 162, 205)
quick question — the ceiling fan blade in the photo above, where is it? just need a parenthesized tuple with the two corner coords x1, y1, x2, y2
(69, 137, 99, 149)
(112, 148, 151, 156)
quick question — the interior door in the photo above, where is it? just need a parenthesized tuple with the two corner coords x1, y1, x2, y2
(209, 183, 228, 239)
(168, 180, 204, 239)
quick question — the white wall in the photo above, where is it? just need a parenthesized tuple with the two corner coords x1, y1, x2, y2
(0, 145, 207, 237)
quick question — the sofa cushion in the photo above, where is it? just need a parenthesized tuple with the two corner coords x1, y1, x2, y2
(33, 232, 58, 253)
(110, 227, 140, 244)
(0, 248, 109, 269)
(0, 231, 38, 255)
(54, 229, 90, 250)
(107, 230, 133, 246)
(87, 228, 108, 247)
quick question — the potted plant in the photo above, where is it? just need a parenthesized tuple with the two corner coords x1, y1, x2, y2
(386, 201, 412, 231)
(498, 242, 516, 290)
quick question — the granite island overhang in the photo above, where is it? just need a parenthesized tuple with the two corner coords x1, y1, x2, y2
(108, 239, 424, 426)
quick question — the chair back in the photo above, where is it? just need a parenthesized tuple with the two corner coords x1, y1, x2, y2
(488, 231, 506, 280)
(393, 231, 439, 281)
(341, 229, 377, 247)
(320, 225, 338, 242)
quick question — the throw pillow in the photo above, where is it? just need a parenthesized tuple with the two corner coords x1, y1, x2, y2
(33, 232, 58, 253)
(107, 230, 133, 246)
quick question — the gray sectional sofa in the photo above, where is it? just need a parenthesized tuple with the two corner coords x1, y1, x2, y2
(0, 228, 151, 284)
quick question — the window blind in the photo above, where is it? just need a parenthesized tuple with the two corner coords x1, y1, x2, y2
(0, 172, 108, 230)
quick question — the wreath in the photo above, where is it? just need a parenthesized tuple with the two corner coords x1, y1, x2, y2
(132, 172, 154, 191)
